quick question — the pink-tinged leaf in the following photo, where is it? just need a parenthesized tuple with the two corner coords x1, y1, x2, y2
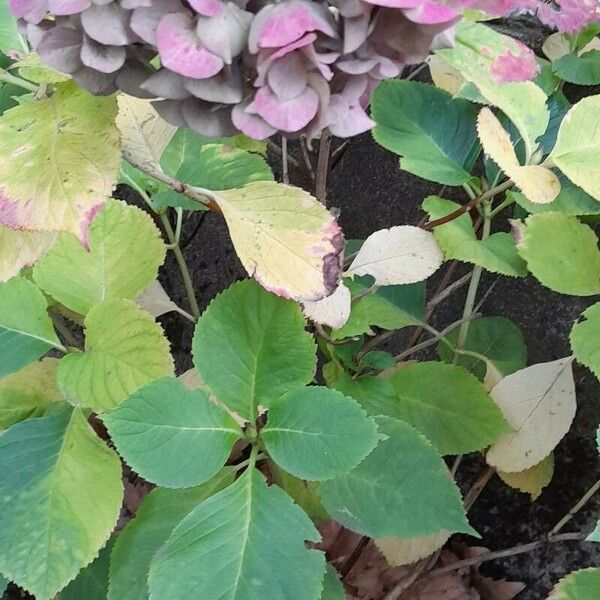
(232, 100, 277, 140)
(491, 47, 539, 83)
(0, 225, 57, 283)
(252, 85, 319, 132)
(248, 0, 337, 53)
(156, 12, 224, 79)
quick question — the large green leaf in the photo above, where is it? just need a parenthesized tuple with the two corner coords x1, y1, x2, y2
(321, 566, 344, 600)
(149, 467, 325, 600)
(33, 199, 166, 316)
(332, 373, 399, 418)
(553, 50, 600, 85)
(549, 95, 600, 201)
(59, 299, 174, 412)
(386, 362, 509, 455)
(438, 316, 527, 381)
(0, 276, 62, 377)
(516, 212, 600, 296)
(0, 358, 62, 430)
(320, 416, 475, 538)
(423, 196, 527, 277)
(104, 377, 242, 488)
(193, 280, 316, 421)
(371, 80, 479, 186)
(108, 469, 235, 600)
(262, 386, 379, 481)
(0, 574, 7, 594)
(332, 280, 425, 340)
(551, 568, 600, 598)
(0, 404, 122, 600)
(0, 0, 28, 54)
(61, 539, 114, 600)
(571, 303, 600, 380)
(0, 81, 120, 240)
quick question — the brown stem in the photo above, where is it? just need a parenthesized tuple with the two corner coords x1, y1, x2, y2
(299, 135, 315, 181)
(339, 535, 370, 578)
(281, 136, 289, 184)
(550, 477, 600, 536)
(315, 128, 332, 205)
(463, 466, 496, 512)
(382, 557, 431, 600)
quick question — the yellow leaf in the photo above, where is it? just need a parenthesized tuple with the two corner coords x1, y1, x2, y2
(477, 107, 560, 204)
(498, 454, 554, 501)
(303, 282, 351, 329)
(213, 182, 344, 302)
(428, 55, 464, 95)
(376, 530, 450, 567)
(0, 224, 56, 282)
(117, 95, 176, 173)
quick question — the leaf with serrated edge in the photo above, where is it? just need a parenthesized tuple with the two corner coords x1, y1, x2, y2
(571, 303, 600, 380)
(263, 386, 379, 481)
(117, 95, 176, 174)
(321, 565, 344, 600)
(0, 358, 62, 430)
(59, 299, 174, 412)
(148, 467, 325, 600)
(498, 454, 554, 501)
(486, 358, 576, 472)
(213, 182, 343, 302)
(0, 276, 62, 377)
(0, 81, 120, 241)
(61, 538, 114, 600)
(108, 468, 235, 600)
(137, 280, 182, 318)
(551, 568, 600, 599)
(477, 107, 560, 204)
(320, 416, 476, 538)
(0, 404, 123, 600)
(376, 531, 450, 567)
(104, 377, 242, 488)
(346, 226, 442, 286)
(516, 212, 600, 296)
(303, 282, 351, 329)
(193, 279, 316, 421)
(0, 224, 56, 282)
(34, 199, 166, 316)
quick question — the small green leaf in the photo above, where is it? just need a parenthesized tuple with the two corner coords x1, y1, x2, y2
(0, 358, 62, 430)
(262, 386, 379, 481)
(0, 276, 62, 377)
(553, 50, 600, 85)
(359, 350, 397, 371)
(332, 374, 399, 418)
(33, 199, 166, 316)
(320, 416, 475, 538)
(516, 212, 600, 296)
(423, 196, 527, 277)
(108, 469, 235, 600)
(551, 568, 600, 598)
(571, 303, 600, 380)
(0, 404, 123, 600)
(193, 280, 316, 421)
(59, 299, 174, 412)
(104, 377, 242, 488)
(371, 80, 479, 186)
(149, 467, 325, 600)
(438, 316, 527, 381)
(386, 362, 509, 454)
(61, 539, 114, 600)
(271, 464, 329, 521)
(321, 566, 344, 600)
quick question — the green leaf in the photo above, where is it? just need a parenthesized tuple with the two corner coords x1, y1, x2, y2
(509, 176, 600, 216)
(59, 299, 174, 412)
(104, 377, 241, 488)
(0, 404, 123, 600)
(549, 95, 600, 201)
(271, 464, 329, 521)
(320, 416, 475, 538)
(0, 0, 28, 54)
(0, 573, 7, 594)
(516, 212, 600, 296)
(33, 199, 166, 316)
(332, 280, 425, 340)
(148, 467, 325, 600)
(262, 386, 379, 481)
(0, 276, 62, 377)
(359, 350, 397, 371)
(61, 539, 114, 600)
(553, 50, 600, 85)
(193, 280, 316, 421)
(371, 80, 479, 186)
(386, 362, 509, 455)
(321, 566, 344, 600)
(438, 316, 527, 381)
(332, 373, 399, 418)
(551, 569, 600, 598)
(423, 196, 527, 277)
(571, 303, 600, 380)
(108, 469, 235, 600)
(0, 358, 62, 430)
(0, 81, 120, 240)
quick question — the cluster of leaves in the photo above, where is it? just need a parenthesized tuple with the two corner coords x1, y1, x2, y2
(0, 4, 599, 600)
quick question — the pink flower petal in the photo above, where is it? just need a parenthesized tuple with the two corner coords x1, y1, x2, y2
(188, 0, 223, 17)
(130, 0, 185, 45)
(9, 0, 47, 24)
(253, 84, 318, 132)
(232, 99, 277, 139)
(47, 0, 91, 15)
(267, 52, 309, 101)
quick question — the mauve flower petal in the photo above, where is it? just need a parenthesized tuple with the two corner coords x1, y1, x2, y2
(115, 60, 156, 97)
(184, 66, 243, 103)
(130, 0, 183, 44)
(326, 92, 375, 137)
(253, 84, 319, 132)
(9, 0, 47, 24)
(343, 14, 370, 54)
(25, 19, 53, 48)
(337, 57, 376, 75)
(121, 0, 152, 9)
(335, 0, 365, 18)
(156, 12, 224, 78)
(81, 3, 137, 46)
(188, 0, 223, 17)
(37, 26, 83, 73)
(72, 66, 118, 94)
(48, 0, 90, 15)
(181, 99, 237, 136)
(141, 68, 191, 98)
(81, 35, 126, 72)
(152, 98, 188, 126)
(232, 99, 277, 139)
(267, 52, 308, 101)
